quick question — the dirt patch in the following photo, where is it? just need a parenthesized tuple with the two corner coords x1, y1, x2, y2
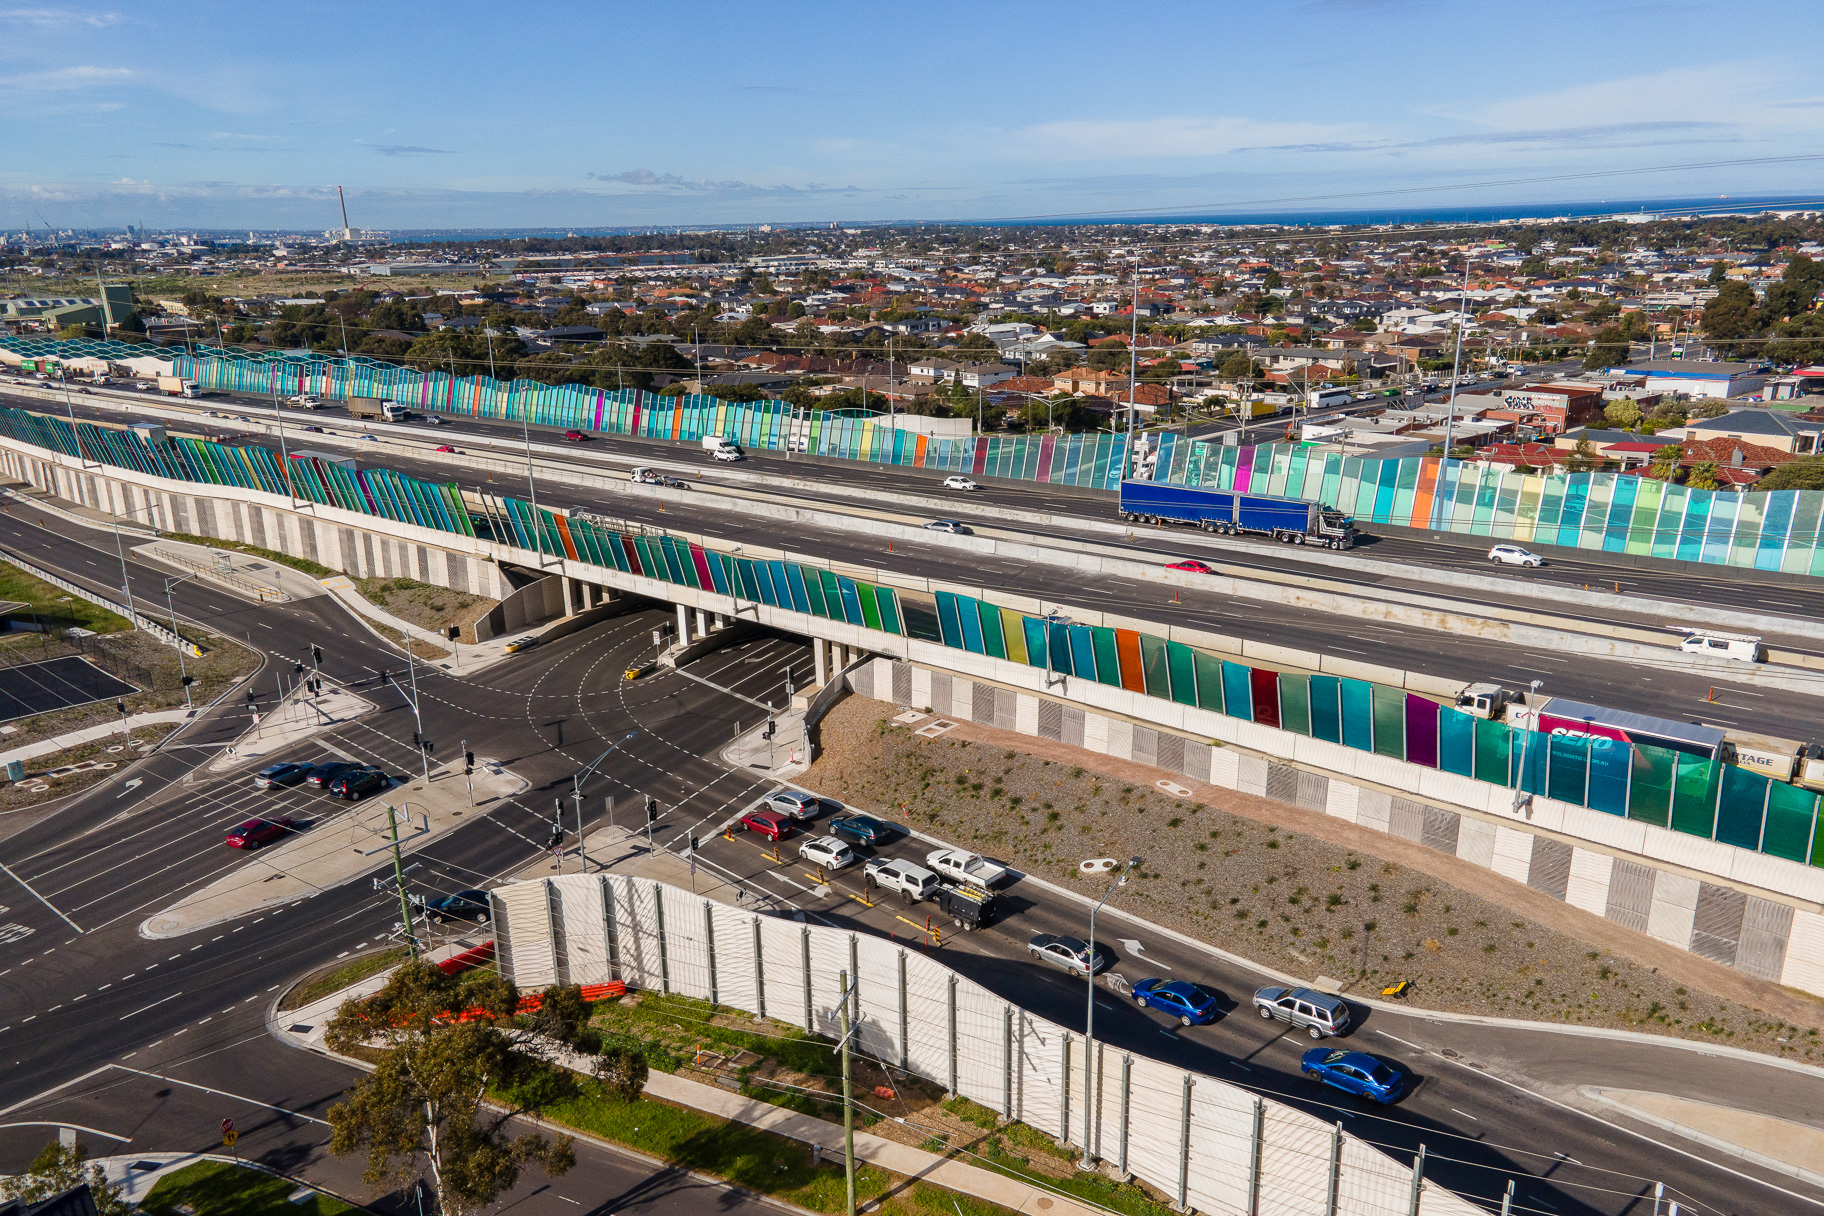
(354, 576, 496, 635)
(803, 696, 1824, 1065)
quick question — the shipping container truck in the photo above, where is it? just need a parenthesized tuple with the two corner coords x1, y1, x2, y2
(348, 396, 410, 422)
(1119, 480, 1355, 548)
(1455, 684, 1726, 762)
(156, 376, 201, 398)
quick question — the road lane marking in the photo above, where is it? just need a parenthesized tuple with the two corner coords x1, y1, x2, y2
(1451, 1108, 1478, 1121)
(118, 992, 182, 1020)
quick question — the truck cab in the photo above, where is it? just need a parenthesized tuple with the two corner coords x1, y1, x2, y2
(1454, 682, 1516, 721)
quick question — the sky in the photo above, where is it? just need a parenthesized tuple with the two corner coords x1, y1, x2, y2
(5, 0, 1824, 232)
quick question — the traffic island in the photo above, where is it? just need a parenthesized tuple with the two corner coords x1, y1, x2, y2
(800, 696, 1824, 1064)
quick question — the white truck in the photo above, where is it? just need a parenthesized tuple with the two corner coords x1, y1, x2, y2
(289, 393, 323, 409)
(701, 434, 743, 461)
(156, 375, 201, 398)
(925, 848, 1008, 889)
(1305, 387, 1355, 411)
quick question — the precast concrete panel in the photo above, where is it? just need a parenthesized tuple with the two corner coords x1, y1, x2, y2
(1456, 817, 1496, 869)
(1355, 788, 1393, 834)
(1258, 1099, 1335, 1216)
(1780, 910, 1824, 996)
(1647, 871, 1701, 947)
(1564, 849, 1614, 918)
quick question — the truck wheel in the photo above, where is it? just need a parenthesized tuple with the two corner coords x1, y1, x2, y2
(953, 917, 965, 930)
(1258, 1006, 1273, 1020)
(901, 890, 914, 905)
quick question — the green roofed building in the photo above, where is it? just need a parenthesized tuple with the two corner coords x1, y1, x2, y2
(1, 285, 136, 331)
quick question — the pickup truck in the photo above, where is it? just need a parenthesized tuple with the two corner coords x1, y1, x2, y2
(863, 857, 939, 903)
(925, 848, 1008, 889)
(630, 466, 687, 488)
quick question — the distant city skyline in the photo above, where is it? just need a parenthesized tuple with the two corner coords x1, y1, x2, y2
(5, 0, 1823, 230)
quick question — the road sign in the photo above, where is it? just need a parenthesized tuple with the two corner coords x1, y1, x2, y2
(221, 1118, 233, 1135)
(222, 1129, 238, 1148)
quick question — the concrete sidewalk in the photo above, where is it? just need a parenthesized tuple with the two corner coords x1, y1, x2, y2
(0, 708, 191, 769)
(142, 757, 527, 938)
(1580, 1087, 1824, 1189)
(206, 681, 373, 773)
(318, 574, 540, 675)
(134, 536, 322, 603)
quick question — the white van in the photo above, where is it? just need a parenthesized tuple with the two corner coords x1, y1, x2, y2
(1677, 630, 1762, 663)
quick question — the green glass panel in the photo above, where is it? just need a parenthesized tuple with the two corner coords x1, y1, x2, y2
(857, 583, 883, 631)
(975, 600, 1004, 658)
(1473, 718, 1511, 786)
(1714, 766, 1769, 850)
(1762, 782, 1818, 863)
(1308, 675, 1340, 743)
(1193, 651, 1224, 713)
(1140, 636, 1170, 699)
(1370, 684, 1404, 759)
(1166, 641, 1198, 707)
(1627, 745, 1675, 828)
(1670, 754, 1720, 838)
(1278, 673, 1311, 736)
(1090, 628, 1122, 687)
(875, 587, 902, 635)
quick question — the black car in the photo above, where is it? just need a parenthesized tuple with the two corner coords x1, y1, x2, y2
(828, 814, 894, 846)
(416, 889, 490, 922)
(328, 766, 388, 800)
(252, 762, 307, 789)
(304, 761, 357, 789)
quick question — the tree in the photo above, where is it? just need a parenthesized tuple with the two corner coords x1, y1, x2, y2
(1086, 340, 1129, 371)
(1685, 461, 1721, 490)
(1603, 398, 1642, 430)
(0, 1141, 131, 1213)
(1262, 269, 1283, 290)
(955, 332, 996, 351)
(1708, 261, 1729, 284)
(1565, 436, 1603, 472)
(1220, 351, 1255, 380)
(596, 1042, 650, 1102)
(326, 962, 577, 1216)
(1700, 282, 1759, 341)
(1752, 458, 1824, 492)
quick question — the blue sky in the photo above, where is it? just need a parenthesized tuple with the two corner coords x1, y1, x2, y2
(5, 0, 1824, 231)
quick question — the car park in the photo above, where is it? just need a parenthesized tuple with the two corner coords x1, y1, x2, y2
(739, 809, 793, 841)
(1253, 985, 1351, 1039)
(329, 766, 388, 800)
(1300, 1049, 1403, 1103)
(225, 816, 295, 849)
(828, 814, 893, 846)
(1132, 978, 1219, 1026)
(1487, 544, 1543, 567)
(414, 889, 491, 922)
(925, 848, 1008, 888)
(1027, 933, 1111, 977)
(304, 761, 357, 789)
(252, 762, 307, 789)
(943, 476, 978, 491)
(797, 835, 859, 870)
(923, 519, 972, 535)
(764, 790, 823, 820)
(1165, 558, 1215, 574)
(863, 857, 940, 902)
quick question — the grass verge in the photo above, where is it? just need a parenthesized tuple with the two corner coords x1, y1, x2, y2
(0, 558, 131, 633)
(161, 532, 337, 579)
(280, 947, 411, 1012)
(138, 1160, 357, 1215)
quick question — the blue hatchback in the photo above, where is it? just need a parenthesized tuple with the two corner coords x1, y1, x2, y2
(828, 814, 894, 846)
(1132, 978, 1219, 1026)
(1300, 1049, 1404, 1104)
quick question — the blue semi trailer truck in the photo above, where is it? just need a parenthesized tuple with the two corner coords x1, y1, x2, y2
(1119, 480, 1356, 549)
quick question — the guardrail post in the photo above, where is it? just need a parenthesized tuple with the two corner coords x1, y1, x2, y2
(652, 881, 670, 995)
(751, 917, 765, 1020)
(801, 926, 812, 1030)
(1118, 1053, 1131, 1176)
(947, 975, 958, 1098)
(1326, 1121, 1343, 1215)
(599, 875, 619, 982)
(897, 949, 909, 1070)
(1002, 1005, 1014, 1119)
(1060, 1036, 1072, 1143)
(703, 900, 718, 1006)
(1408, 1143, 1426, 1216)
(1246, 1096, 1263, 1215)
(1176, 1073, 1193, 1212)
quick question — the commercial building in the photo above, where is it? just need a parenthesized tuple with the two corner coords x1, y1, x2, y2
(1629, 358, 1765, 400)
(0, 285, 135, 331)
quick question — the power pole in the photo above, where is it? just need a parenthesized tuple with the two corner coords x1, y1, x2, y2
(839, 969, 857, 1216)
(387, 802, 418, 959)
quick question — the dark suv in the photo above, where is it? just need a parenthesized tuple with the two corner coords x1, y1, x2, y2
(304, 761, 357, 790)
(328, 767, 388, 801)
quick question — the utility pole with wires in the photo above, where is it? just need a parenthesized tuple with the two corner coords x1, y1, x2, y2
(838, 969, 858, 1216)
(1442, 251, 1473, 459)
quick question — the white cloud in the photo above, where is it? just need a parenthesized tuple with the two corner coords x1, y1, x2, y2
(0, 64, 129, 91)
(1449, 61, 1823, 136)
(0, 8, 122, 27)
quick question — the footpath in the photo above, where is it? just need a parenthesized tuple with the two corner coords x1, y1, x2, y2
(0, 708, 190, 770)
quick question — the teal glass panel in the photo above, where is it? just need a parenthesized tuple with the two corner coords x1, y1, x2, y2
(1166, 641, 1198, 707)
(1676, 489, 1711, 561)
(1469, 465, 1502, 535)
(1473, 718, 1511, 785)
(1714, 766, 1769, 850)
(1220, 660, 1253, 720)
(1756, 490, 1794, 571)
(1554, 475, 1589, 547)
(1308, 675, 1341, 743)
(1546, 735, 1589, 805)
(1600, 476, 1637, 552)
(1439, 707, 1474, 778)
(1726, 492, 1763, 569)
(1762, 782, 1819, 863)
(1340, 678, 1373, 752)
(1587, 739, 1630, 815)
(1671, 754, 1720, 838)
(1700, 493, 1738, 565)
(1785, 490, 1824, 574)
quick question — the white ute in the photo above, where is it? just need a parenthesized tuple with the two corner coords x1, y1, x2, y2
(925, 848, 1007, 889)
(863, 858, 939, 903)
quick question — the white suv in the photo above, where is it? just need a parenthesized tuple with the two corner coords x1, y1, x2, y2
(863, 858, 939, 903)
(943, 476, 978, 491)
(798, 835, 858, 871)
(1487, 544, 1543, 568)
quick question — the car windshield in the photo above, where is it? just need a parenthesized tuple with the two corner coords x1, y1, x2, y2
(1323, 1051, 1349, 1064)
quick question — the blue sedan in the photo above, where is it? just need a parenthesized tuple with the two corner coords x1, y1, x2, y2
(1132, 978, 1219, 1026)
(1300, 1049, 1404, 1104)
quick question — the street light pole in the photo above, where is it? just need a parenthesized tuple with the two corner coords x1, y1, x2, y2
(1513, 678, 1542, 816)
(1081, 856, 1141, 1168)
(570, 730, 639, 872)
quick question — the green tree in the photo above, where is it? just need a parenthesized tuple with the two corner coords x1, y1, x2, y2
(326, 962, 577, 1216)
(1701, 282, 1760, 341)
(1262, 269, 1283, 290)
(1752, 458, 1824, 492)
(1220, 351, 1255, 380)
(1086, 340, 1129, 371)
(1603, 397, 1643, 429)
(0, 1141, 132, 1214)
(955, 332, 996, 351)
(1685, 461, 1721, 490)
(1708, 261, 1729, 284)
(1565, 436, 1603, 472)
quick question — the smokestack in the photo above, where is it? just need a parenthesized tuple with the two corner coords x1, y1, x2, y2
(336, 186, 352, 240)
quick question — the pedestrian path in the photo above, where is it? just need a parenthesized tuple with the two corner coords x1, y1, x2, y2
(134, 537, 317, 603)
(204, 681, 373, 773)
(0, 708, 190, 769)
(318, 575, 541, 675)
(1580, 1086, 1824, 1188)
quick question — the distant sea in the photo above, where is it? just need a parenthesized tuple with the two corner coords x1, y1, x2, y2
(377, 193, 1822, 242)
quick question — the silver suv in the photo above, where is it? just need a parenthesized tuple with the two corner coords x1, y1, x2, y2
(1252, 986, 1351, 1039)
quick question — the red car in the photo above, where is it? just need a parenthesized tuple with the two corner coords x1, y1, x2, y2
(739, 810, 793, 841)
(225, 816, 295, 849)
(563, 429, 589, 442)
(1166, 559, 1215, 574)
(434, 445, 456, 453)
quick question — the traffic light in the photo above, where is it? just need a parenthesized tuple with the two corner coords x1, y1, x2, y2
(294, 662, 306, 675)
(547, 826, 563, 850)
(464, 751, 475, 775)
(379, 669, 390, 685)
(446, 626, 461, 640)
(645, 796, 658, 824)
(311, 645, 324, 665)
(412, 731, 422, 751)
(689, 835, 700, 853)
(116, 699, 126, 715)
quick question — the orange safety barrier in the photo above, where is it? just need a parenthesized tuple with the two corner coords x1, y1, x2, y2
(436, 940, 496, 975)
